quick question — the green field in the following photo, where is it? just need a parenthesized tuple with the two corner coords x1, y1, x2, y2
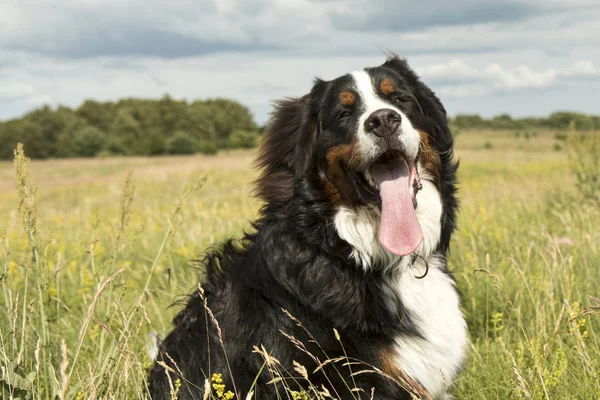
(1, 130, 599, 399)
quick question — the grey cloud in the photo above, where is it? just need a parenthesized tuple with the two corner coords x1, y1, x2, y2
(0, 0, 277, 59)
(6, 27, 277, 59)
(328, 0, 600, 34)
(3, 0, 599, 61)
(330, 1, 541, 33)
(6, 20, 277, 59)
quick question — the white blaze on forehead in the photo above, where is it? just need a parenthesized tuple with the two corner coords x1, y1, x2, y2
(351, 70, 394, 116)
(350, 70, 420, 161)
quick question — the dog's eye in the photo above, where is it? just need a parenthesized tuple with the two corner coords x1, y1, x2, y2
(392, 96, 405, 105)
(338, 110, 351, 120)
(392, 96, 411, 109)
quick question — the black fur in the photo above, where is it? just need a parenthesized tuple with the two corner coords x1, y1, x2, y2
(148, 56, 459, 399)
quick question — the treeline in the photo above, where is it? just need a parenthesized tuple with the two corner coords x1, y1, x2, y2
(450, 111, 599, 132)
(0, 95, 261, 160)
(1, 99, 597, 160)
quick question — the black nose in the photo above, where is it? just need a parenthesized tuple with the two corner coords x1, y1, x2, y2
(364, 109, 401, 140)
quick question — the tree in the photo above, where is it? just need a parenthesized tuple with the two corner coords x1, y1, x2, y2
(13, 119, 50, 159)
(167, 132, 197, 155)
(111, 109, 144, 154)
(54, 116, 92, 157)
(188, 101, 218, 141)
(0, 120, 23, 159)
(227, 130, 260, 148)
(77, 100, 115, 132)
(548, 112, 593, 131)
(147, 133, 167, 155)
(454, 114, 485, 130)
(194, 99, 257, 143)
(72, 126, 106, 157)
(490, 114, 520, 130)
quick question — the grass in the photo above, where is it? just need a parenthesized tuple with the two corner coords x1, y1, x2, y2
(0, 129, 599, 399)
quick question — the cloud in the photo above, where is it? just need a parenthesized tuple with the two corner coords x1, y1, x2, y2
(418, 58, 600, 98)
(484, 64, 557, 90)
(0, 0, 323, 59)
(565, 60, 598, 76)
(1, 0, 600, 122)
(11, 28, 277, 59)
(417, 59, 480, 81)
(328, 0, 542, 32)
(1, 51, 598, 124)
(4, 0, 598, 61)
(0, 83, 35, 99)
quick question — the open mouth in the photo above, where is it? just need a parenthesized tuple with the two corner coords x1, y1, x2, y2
(347, 149, 424, 257)
(348, 150, 422, 207)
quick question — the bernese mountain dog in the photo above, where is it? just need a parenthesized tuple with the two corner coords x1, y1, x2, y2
(148, 56, 466, 400)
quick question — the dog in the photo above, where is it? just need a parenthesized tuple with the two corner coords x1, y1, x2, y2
(148, 55, 467, 400)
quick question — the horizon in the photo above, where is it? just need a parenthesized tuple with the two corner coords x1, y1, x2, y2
(1, 93, 597, 127)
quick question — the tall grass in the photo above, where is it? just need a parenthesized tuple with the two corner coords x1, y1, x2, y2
(566, 123, 600, 205)
(0, 130, 599, 399)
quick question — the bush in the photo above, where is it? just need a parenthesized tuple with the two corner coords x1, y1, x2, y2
(554, 132, 568, 141)
(483, 141, 494, 149)
(166, 132, 197, 155)
(73, 126, 106, 157)
(146, 133, 166, 156)
(553, 143, 563, 152)
(227, 130, 260, 149)
(97, 149, 115, 157)
(549, 111, 594, 130)
(103, 135, 129, 155)
(196, 140, 218, 155)
(516, 130, 536, 140)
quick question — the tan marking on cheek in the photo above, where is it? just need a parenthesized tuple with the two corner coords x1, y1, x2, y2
(380, 78, 395, 96)
(326, 144, 352, 166)
(339, 90, 356, 106)
(418, 130, 442, 190)
(322, 139, 363, 205)
(379, 346, 433, 400)
(323, 180, 341, 205)
(325, 137, 363, 168)
(323, 144, 352, 205)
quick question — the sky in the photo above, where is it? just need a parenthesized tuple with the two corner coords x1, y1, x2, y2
(1, 0, 599, 124)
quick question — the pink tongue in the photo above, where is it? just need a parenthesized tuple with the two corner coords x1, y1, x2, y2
(371, 160, 423, 256)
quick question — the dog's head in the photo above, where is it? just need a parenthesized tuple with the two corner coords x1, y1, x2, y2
(255, 56, 457, 264)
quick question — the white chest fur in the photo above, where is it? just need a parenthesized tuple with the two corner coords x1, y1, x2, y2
(333, 171, 467, 397)
(388, 257, 467, 399)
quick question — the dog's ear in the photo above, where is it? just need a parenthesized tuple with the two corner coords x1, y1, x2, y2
(254, 79, 329, 206)
(295, 78, 329, 176)
(254, 94, 313, 205)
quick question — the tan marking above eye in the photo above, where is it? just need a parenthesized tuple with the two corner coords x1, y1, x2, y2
(380, 78, 395, 96)
(339, 90, 356, 106)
